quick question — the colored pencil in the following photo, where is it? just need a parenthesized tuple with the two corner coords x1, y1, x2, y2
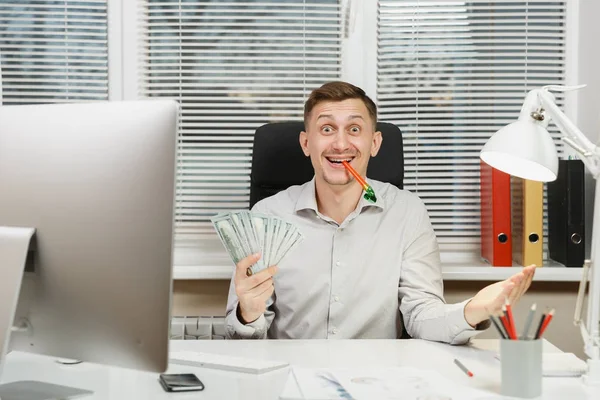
(454, 358, 474, 377)
(490, 315, 508, 339)
(536, 309, 555, 339)
(522, 303, 537, 340)
(500, 313, 516, 340)
(534, 310, 548, 340)
(505, 299, 518, 340)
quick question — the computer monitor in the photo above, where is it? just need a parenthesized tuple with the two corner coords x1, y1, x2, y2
(0, 100, 178, 394)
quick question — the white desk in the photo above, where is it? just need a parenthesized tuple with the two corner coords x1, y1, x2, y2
(1, 339, 599, 399)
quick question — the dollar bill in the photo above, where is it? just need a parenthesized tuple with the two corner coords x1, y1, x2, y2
(252, 213, 270, 261)
(211, 210, 304, 276)
(273, 224, 299, 266)
(263, 215, 276, 269)
(211, 212, 263, 276)
(238, 211, 266, 275)
(275, 231, 304, 266)
(229, 212, 252, 256)
(211, 215, 246, 265)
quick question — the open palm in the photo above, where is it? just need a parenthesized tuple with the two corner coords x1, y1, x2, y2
(464, 265, 536, 327)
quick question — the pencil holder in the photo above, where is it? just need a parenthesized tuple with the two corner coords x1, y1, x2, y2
(500, 339, 542, 398)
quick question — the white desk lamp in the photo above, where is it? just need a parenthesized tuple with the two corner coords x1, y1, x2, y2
(480, 84, 600, 385)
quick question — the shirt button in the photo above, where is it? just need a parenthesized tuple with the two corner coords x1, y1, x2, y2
(331, 328, 338, 334)
(334, 296, 340, 302)
(335, 261, 341, 266)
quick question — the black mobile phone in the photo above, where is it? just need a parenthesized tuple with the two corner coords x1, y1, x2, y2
(159, 373, 205, 392)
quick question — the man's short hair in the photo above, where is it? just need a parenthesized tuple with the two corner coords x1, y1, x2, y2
(304, 81, 377, 129)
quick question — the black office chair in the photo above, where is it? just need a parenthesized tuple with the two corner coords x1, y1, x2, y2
(249, 121, 409, 339)
(249, 121, 404, 208)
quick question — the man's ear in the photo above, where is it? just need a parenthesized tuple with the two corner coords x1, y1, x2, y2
(370, 130, 383, 157)
(299, 131, 310, 157)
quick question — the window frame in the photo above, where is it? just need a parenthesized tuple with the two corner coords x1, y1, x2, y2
(110, 0, 579, 273)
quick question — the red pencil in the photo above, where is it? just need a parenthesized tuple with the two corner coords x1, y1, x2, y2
(505, 299, 518, 340)
(536, 309, 555, 339)
(500, 312, 516, 340)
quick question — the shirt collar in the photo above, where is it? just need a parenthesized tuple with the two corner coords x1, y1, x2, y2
(294, 177, 319, 213)
(294, 176, 385, 213)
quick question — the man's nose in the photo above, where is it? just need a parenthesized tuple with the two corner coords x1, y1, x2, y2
(331, 130, 350, 150)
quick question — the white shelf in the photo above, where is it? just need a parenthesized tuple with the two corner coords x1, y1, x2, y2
(173, 259, 584, 282)
(174, 264, 232, 280)
(174, 265, 231, 280)
(441, 262, 584, 282)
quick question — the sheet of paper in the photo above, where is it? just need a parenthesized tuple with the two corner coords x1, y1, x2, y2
(280, 367, 503, 400)
(495, 351, 587, 377)
(279, 368, 352, 400)
(542, 353, 587, 377)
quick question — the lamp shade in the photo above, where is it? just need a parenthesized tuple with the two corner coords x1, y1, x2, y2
(480, 119, 558, 182)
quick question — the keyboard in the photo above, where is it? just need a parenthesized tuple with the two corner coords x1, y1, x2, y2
(169, 351, 289, 374)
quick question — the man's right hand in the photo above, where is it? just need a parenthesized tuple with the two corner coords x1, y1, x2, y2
(234, 253, 278, 324)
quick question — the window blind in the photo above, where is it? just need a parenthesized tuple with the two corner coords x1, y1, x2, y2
(0, 44, 3, 103)
(139, 0, 342, 247)
(378, 0, 566, 253)
(0, 0, 108, 104)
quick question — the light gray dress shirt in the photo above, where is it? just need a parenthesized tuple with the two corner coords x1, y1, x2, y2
(225, 178, 487, 344)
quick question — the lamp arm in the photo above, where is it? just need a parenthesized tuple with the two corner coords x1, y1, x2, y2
(584, 181, 600, 363)
(575, 260, 591, 326)
(537, 89, 600, 178)
(535, 88, 600, 381)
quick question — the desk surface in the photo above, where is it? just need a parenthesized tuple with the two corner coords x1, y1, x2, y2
(2, 339, 599, 400)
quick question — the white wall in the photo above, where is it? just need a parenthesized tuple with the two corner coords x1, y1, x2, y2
(577, 0, 600, 258)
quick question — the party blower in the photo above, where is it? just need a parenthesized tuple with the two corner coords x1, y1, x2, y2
(341, 161, 377, 203)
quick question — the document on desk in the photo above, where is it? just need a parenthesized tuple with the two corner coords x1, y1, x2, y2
(493, 352, 587, 377)
(281, 367, 502, 400)
(282, 368, 352, 400)
(542, 353, 587, 377)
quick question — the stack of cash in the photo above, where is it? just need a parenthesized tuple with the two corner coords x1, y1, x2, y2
(211, 210, 304, 276)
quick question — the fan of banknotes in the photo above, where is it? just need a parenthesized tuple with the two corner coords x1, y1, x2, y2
(211, 210, 304, 276)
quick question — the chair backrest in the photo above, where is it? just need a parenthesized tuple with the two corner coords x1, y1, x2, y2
(250, 121, 404, 208)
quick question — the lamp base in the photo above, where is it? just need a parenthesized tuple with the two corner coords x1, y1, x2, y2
(583, 359, 600, 386)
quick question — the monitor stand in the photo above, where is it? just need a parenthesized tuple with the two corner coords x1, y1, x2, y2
(0, 381, 93, 400)
(0, 227, 93, 400)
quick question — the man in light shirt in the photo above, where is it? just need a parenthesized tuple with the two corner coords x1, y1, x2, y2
(225, 81, 535, 343)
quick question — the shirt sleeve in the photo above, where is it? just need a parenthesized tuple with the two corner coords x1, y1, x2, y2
(224, 200, 276, 339)
(397, 199, 490, 345)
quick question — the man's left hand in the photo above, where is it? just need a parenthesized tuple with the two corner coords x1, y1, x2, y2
(464, 265, 536, 327)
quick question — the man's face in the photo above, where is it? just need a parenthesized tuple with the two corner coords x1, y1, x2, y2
(300, 98, 382, 186)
